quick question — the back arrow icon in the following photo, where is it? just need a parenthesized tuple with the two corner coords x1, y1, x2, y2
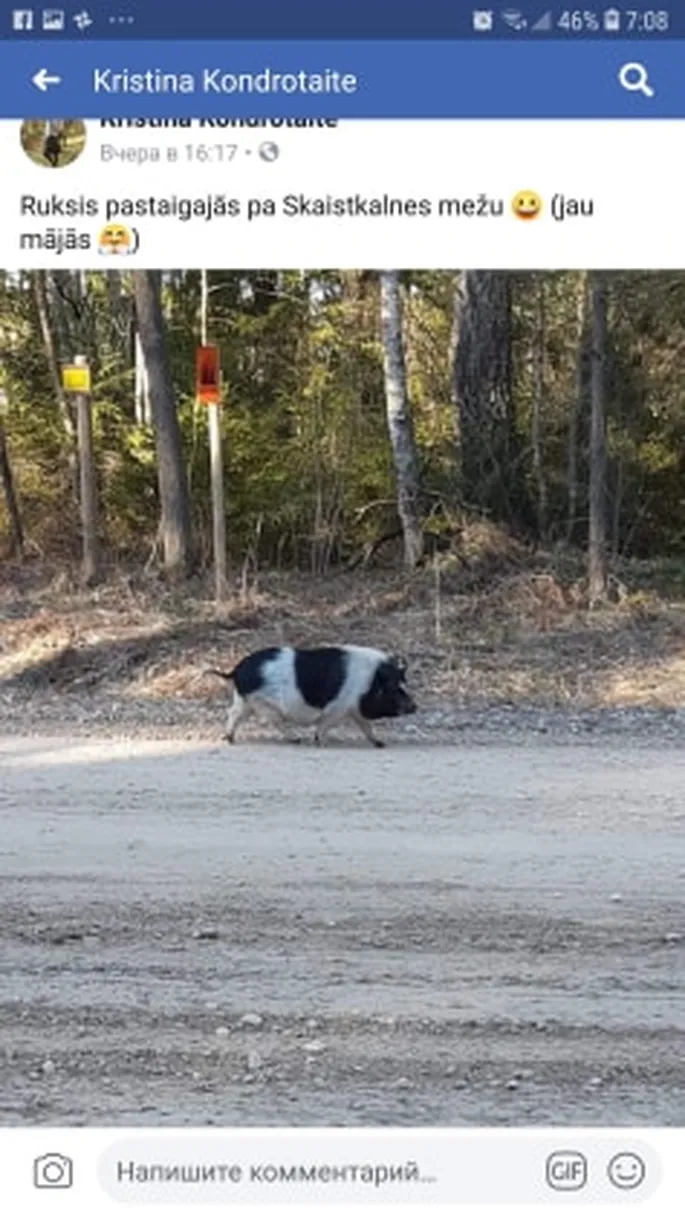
(32, 69, 62, 91)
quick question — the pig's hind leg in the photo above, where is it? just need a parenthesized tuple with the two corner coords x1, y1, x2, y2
(225, 691, 253, 743)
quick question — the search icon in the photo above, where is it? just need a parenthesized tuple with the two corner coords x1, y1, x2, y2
(618, 62, 655, 98)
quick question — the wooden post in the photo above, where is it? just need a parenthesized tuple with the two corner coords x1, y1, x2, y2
(73, 355, 99, 584)
(208, 404, 227, 601)
(200, 271, 228, 602)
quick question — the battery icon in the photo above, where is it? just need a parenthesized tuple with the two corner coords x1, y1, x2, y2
(603, 7, 621, 29)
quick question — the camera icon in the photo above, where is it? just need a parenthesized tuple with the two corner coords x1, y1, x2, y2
(33, 1153, 74, 1189)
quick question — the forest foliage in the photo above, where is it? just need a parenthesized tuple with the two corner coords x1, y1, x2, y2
(2, 269, 685, 582)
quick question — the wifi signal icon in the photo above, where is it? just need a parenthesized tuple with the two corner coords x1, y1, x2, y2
(500, 8, 527, 29)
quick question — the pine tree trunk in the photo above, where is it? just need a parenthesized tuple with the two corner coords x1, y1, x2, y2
(452, 271, 527, 526)
(566, 271, 588, 543)
(379, 271, 423, 569)
(0, 418, 24, 558)
(132, 270, 194, 578)
(33, 269, 79, 503)
(531, 274, 548, 540)
(588, 273, 608, 606)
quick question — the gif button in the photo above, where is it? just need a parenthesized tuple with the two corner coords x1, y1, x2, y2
(546, 1151, 588, 1191)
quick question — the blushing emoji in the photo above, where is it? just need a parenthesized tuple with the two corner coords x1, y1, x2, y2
(511, 191, 543, 221)
(98, 224, 135, 254)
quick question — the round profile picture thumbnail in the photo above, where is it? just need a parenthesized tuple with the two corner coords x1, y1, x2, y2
(20, 119, 86, 168)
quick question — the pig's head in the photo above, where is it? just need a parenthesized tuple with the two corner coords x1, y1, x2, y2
(359, 657, 417, 721)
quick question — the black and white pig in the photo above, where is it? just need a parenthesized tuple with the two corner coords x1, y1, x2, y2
(209, 645, 416, 747)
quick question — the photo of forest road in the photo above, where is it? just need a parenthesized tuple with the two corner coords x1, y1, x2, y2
(2, 269, 685, 1127)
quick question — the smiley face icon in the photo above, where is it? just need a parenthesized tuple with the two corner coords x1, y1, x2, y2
(511, 190, 543, 220)
(98, 224, 136, 255)
(607, 1152, 646, 1190)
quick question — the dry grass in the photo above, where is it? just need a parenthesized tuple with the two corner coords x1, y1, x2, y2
(3, 536, 685, 709)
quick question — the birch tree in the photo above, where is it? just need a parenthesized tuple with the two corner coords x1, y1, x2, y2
(379, 271, 423, 568)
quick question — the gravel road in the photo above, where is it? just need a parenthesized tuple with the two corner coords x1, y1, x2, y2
(2, 731, 685, 1126)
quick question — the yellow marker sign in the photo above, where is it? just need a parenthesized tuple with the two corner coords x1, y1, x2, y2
(62, 364, 91, 393)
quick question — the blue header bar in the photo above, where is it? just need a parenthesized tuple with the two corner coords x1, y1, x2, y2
(0, 2, 681, 41)
(1, 40, 684, 117)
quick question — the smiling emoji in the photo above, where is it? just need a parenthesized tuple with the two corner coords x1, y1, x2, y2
(98, 224, 135, 254)
(607, 1153, 646, 1191)
(511, 191, 543, 220)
